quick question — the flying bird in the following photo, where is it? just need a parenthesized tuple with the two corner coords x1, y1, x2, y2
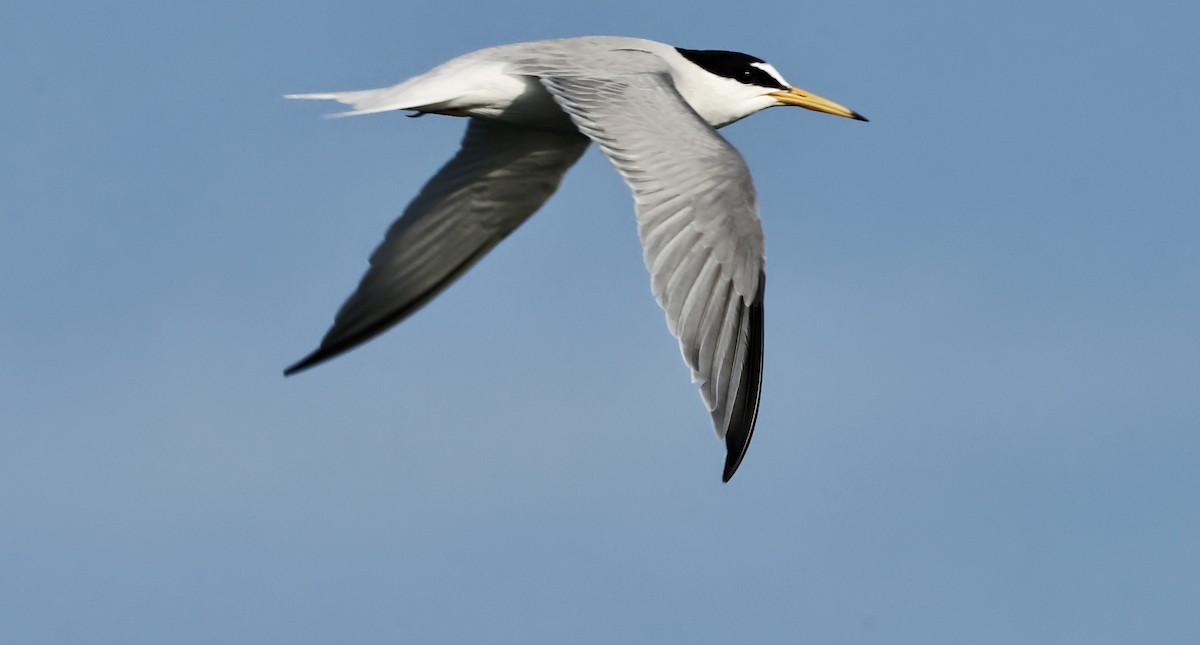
(285, 36, 866, 481)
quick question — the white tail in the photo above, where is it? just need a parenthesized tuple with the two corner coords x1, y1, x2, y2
(287, 59, 518, 120)
(284, 87, 422, 118)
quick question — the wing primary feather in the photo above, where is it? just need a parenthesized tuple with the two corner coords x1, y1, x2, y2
(662, 243, 712, 335)
(710, 289, 743, 421)
(696, 273, 731, 409)
(675, 255, 721, 370)
(284, 247, 495, 375)
(286, 119, 588, 375)
(722, 272, 766, 482)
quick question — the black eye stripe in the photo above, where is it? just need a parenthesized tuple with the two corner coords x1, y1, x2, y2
(676, 48, 788, 90)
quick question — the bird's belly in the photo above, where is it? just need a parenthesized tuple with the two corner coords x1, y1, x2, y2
(425, 73, 574, 130)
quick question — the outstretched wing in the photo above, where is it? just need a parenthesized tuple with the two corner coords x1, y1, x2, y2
(287, 119, 589, 374)
(540, 73, 766, 481)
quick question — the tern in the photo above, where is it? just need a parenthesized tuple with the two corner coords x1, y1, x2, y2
(285, 36, 866, 481)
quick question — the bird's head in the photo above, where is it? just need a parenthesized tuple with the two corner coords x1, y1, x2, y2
(673, 48, 867, 128)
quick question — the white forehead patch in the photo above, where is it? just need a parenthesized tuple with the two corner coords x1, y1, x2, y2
(751, 62, 789, 88)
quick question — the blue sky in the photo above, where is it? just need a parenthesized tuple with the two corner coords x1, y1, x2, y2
(3, 1, 1198, 642)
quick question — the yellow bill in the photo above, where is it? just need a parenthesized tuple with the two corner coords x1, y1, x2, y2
(770, 86, 868, 121)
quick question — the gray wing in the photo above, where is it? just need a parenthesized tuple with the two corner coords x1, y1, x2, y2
(540, 73, 766, 481)
(286, 119, 589, 374)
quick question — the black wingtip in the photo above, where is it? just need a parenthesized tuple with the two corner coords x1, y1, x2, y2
(851, 111, 869, 122)
(282, 348, 327, 377)
(722, 453, 740, 483)
(720, 273, 766, 483)
(721, 408, 755, 482)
